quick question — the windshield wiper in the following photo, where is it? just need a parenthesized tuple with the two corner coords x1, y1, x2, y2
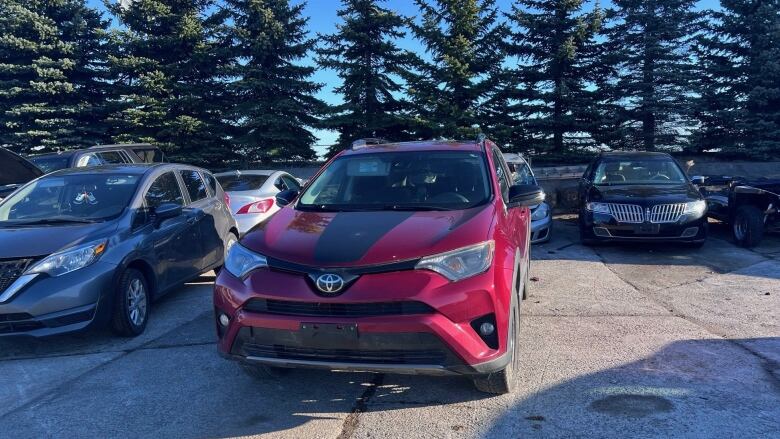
(5, 217, 99, 225)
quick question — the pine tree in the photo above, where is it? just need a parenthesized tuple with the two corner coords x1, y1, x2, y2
(405, 0, 508, 140)
(0, 0, 111, 154)
(603, 0, 702, 151)
(694, 0, 780, 157)
(224, 0, 325, 162)
(505, 0, 603, 154)
(106, 0, 232, 166)
(317, 0, 412, 158)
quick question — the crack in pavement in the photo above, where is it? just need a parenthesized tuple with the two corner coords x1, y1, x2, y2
(0, 310, 213, 421)
(337, 373, 385, 439)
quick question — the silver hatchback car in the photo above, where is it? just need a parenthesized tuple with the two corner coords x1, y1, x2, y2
(215, 170, 302, 235)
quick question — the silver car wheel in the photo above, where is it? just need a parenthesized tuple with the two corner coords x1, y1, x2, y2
(127, 278, 147, 327)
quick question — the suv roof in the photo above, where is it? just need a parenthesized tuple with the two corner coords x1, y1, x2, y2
(89, 143, 155, 150)
(341, 140, 488, 156)
(599, 151, 673, 159)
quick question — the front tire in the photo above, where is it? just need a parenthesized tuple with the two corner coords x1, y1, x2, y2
(473, 307, 518, 395)
(733, 206, 764, 248)
(110, 268, 149, 337)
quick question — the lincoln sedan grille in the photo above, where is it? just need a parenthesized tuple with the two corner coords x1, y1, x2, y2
(607, 203, 644, 223)
(0, 258, 34, 293)
(649, 203, 686, 223)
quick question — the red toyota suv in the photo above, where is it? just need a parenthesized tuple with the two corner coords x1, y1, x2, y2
(213, 139, 543, 394)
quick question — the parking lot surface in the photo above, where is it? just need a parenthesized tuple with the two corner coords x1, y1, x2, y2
(2, 218, 778, 438)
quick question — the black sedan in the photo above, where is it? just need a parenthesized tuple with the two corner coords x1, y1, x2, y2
(1, 147, 43, 201)
(0, 164, 238, 337)
(578, 152, 708, 246)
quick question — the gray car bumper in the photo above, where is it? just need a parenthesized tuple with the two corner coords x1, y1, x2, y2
(0, 261, 117, 337)
(531, 213, 553, 244)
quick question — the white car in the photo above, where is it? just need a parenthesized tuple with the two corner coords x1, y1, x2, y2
(214, 170, 302, 235)
(503, 153, 553, 243)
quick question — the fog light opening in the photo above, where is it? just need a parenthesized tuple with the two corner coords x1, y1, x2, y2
(479, 322, 495, 336)
(471, 314, 499, 349)
(219, 313, 230, 327)
(681, 227, 699, 238)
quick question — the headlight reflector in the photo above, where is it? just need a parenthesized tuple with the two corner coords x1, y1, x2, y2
(224, 244, 267, 279)
(27, 239, 107, 277)
(415, 241, 494, 282)
(531, 203, 550, 220)
(585, 202, 611, 214)
(684, 200, 707, 217)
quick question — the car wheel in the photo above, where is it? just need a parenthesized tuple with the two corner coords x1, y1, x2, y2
(111, 268, 149, 337)
(239, 363, 291, 380)
(472, 306, 518, 395)
(733, 206, 764, 248)
(215, 232, 238, 275)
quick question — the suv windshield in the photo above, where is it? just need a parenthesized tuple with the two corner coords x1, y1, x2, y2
(593, 158, 687, 185)
(298, 151, 491, 211)
(0, 173, 141, 225)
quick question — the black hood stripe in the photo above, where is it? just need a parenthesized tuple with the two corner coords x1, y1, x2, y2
(313, 212, 414, 264)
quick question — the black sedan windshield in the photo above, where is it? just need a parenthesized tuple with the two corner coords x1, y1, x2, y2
(0, 173, 141, 224)
(594, 159, 687, 185)
(298, 151, 491, 211)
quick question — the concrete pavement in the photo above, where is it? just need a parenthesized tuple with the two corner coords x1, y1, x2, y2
(1, 219, 778, 438)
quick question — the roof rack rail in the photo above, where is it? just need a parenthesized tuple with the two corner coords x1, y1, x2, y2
(351, 138, 389, 149)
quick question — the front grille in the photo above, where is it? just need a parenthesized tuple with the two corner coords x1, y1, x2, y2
(606, 203, 644, 223)
(243, 299, 435, 317)
(649, 203, 686, 223)
(0, 258, 35, 293)
(243, 343, 447, 365)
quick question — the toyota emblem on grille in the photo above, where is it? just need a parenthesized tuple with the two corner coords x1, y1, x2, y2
(315, 274, 344, 294)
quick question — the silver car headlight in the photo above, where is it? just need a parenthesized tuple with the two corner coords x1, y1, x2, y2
(27, 239, 108, 277)
(224, 244, 267, 279)
(585, 202, 611, 214)
(684, 200, 707, 217)
(531, 203, 550, 221)
(415, 241, 494, 282)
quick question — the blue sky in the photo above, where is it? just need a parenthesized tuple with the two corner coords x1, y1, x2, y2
(88, 0, 721, 156)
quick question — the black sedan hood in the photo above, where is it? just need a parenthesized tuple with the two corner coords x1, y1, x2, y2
(0, 221, 118, 259)
(588, 183, 702, 206)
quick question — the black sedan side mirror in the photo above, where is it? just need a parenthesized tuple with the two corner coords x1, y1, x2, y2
(275, 189, 299, 207)
(691, 176, 706, 185)
(508, 184, 545, 208)
(153, 202, 182, 227)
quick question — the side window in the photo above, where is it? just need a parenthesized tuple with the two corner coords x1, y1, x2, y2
(282, 175, 301, 191)
(180, 170, 208, 203)
(492, 148, 510, 202)
(145, 172, 184, 209)
(274, 177, 288, 191)
(98, 151, 129, 164)
(76, 153, 102, 167)
(203, 172, 217, 195)
(133, 148, 165, 163)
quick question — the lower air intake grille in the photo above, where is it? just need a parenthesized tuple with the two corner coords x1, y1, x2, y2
(243, 343, 447, 365)
(243, 299, 435, 317)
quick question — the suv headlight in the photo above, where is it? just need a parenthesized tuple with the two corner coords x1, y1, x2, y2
(531, 203, 550, 221)
(224, 244, 267, 279)
(585, 202, 611, 214)
(27, 239, 107, 277)
(415, 241, 494, 282)
(684, 200, 707, 217)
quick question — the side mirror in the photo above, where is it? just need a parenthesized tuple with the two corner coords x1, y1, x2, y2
(153, 203, 182, 226)
(275, 189, 299, 207)
(691, 176, 705, 185)
(508, 184, 545, 208)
